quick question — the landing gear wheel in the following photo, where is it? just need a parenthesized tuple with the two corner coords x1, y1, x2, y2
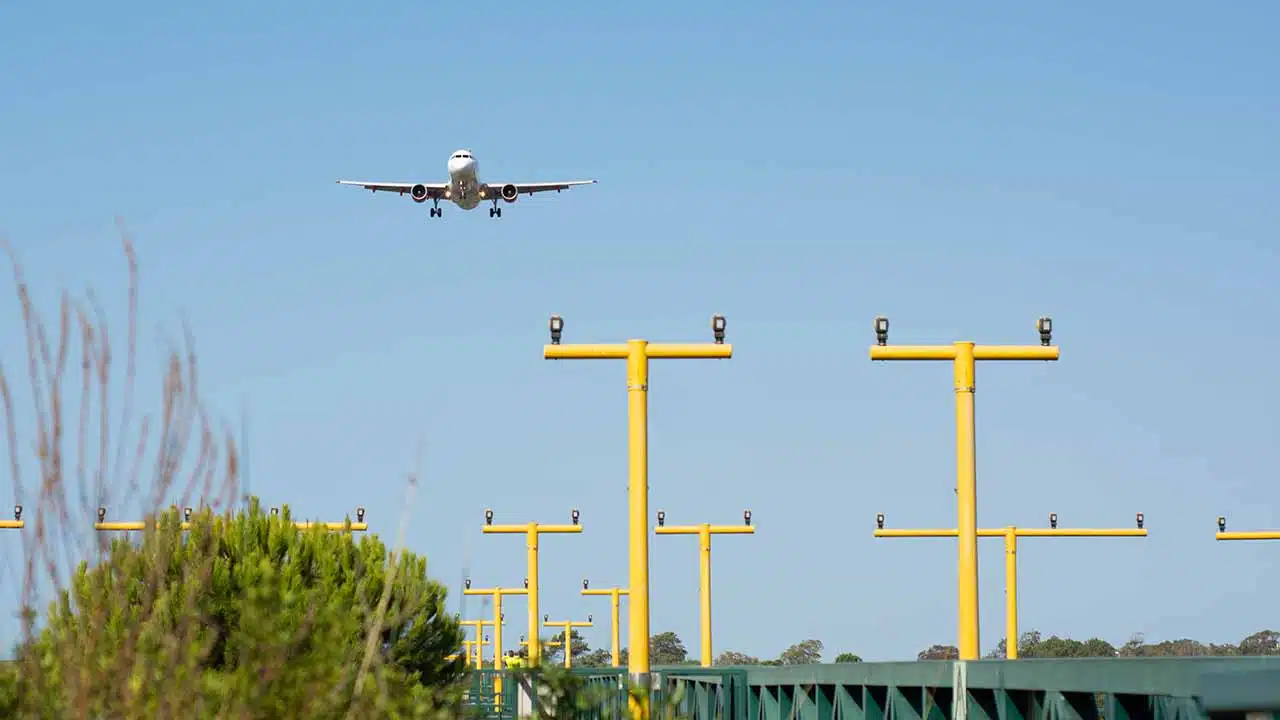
(490, 206, 502, 218)
(430, 207, 441, 218)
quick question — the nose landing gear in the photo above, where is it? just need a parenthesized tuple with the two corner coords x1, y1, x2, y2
(430, 199, 442, 218)
(489, 200, 502, 218)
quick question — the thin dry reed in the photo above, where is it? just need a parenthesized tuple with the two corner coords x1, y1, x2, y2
(0, 228, 458, 719)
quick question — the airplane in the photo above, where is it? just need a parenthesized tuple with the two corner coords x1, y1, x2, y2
(336, 149, 597, 218)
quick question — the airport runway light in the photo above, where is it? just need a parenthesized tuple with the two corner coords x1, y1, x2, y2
(653, 510, 756, 667)
(542, 615, 595, 669)
(582, 578, 630, 667)
(868, 317, 1059, 659)
(542, 313, 733, 716)
(1215, 516, 1280, 541)
(874, 512, 1145, 659)
(1, 504, 22, 530)
(481, 509, 584, 666)
(93, 505, 368, 532)
(464, 578, 530, 710)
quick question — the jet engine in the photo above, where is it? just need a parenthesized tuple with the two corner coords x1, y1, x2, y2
(500, 183, 519, 203)
(411, 184, 430, 203)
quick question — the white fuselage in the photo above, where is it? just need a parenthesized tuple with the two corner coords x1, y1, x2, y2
(446, 150, 482, 209)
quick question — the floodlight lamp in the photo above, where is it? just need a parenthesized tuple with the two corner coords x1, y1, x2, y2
(356, 506, 365, 522)
(583, 578, 589, 590)
(465, 578, 472, 590)
(524, 577, 529, 589)
(544, 614, 550, 623)
(874, 316, 889, 346)
(744, 509, 752, 526)
(1136, 512, 1145, 529)
(97, 506, 107, 522)
(13, 505, 22, 521)
(711, 314, 726, 344)
(571, 508, 580, 525)
(1217, 516, 1226, 532)
(588, 614, 593, 623)
(875, 513, 884, 530)
(656, 510, 665, 527)
(501, 612, 505, 621)
(484, 508, 493, 525)
(184, 507, 192, 522)
(549, 315, 563, 345)
(1037, 316, 1053, 346)
(1049, 512, 1058, 529)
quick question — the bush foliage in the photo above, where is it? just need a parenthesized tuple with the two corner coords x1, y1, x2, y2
(2, 502, 468, 718)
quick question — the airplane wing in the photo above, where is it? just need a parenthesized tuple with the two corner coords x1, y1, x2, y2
(335, 180, 448, 198)
(486, 180, 597, 196)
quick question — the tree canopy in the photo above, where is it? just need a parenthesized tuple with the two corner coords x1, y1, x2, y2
(2, 502, 467, 718)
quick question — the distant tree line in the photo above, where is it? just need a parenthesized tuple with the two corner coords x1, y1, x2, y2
(913, 629, 1280, 660)
(520, 627, 1280, 669)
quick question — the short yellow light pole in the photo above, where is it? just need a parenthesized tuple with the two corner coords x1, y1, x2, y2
(481, 508, 584, 667)
(463, 578, 529, 711)
(463, 638, 489, 668)
(0, 505, 22, 530)
(1216, 516, 1280, 542)
(459, 616, 504, 668)
(869, 316, 1059, 660)
(653, 509, 755, 667)
(92, 505, 369, 532)
(543, 312, 732, 714)
(874, 511, 1146, 659)
(542, 614, 594, 669)
(581, 579, 629, 667)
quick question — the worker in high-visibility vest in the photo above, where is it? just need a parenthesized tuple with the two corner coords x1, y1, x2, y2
(505, 651, 524, 669)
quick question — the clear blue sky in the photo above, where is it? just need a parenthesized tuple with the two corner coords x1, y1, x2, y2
(1, 1, 1276, 662)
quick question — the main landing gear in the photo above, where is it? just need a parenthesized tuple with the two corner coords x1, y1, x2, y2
(429, 199, 442, 218)
(489, 200, 502, 218)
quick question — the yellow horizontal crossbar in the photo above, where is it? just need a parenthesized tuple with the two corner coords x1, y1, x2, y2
(655, 525, 756, 536)
(869, 345, 1060, 362)
(94, 521, 368, 532)
(1217, 531, 1280, 541)
(463, 588, 529, 596)
(483, 524, 583, 535)
(581, 588, 630, 596)
(543, 342, 733, 361)
(874, 527, 1147, 539)
(0, 521, 24, 530)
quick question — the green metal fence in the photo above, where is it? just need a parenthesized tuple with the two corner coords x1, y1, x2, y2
(462, 657, 1280, 719)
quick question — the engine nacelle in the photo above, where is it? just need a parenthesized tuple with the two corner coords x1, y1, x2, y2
(411, 184, 429, 203)
(500, 183, 519, 203)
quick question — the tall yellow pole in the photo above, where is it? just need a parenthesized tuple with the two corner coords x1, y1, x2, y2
(626, 339, 651, 684)
(543, 312, 732, 718)
(463, 581, 529, 711)
(874, 512, 1145, 658)
(481, 510, 583, 667)
(653, 511, 755, 667)
(869, 315, 1058, 659)
(582, 580, 630, 668)
(1215, 517, 1280, 541)
(954, 341, 979, 659)
(1003, 529, 1018, 659)
(543, 616, 595, 669)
